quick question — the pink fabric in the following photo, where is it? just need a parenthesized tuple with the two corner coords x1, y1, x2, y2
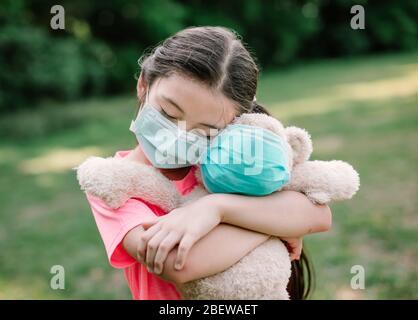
(84, 149, 198, 300)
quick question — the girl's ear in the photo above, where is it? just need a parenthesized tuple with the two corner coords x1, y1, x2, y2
(285, 126, 313, 166)
(136, 72, 147, 101)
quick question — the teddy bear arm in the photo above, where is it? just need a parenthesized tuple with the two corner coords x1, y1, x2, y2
(75, 156, 183, 211)
(283, 160, 360, 204)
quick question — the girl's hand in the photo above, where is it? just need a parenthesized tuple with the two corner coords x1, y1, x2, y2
(137, 196, 222, 275)
(281, 236, 303, 261)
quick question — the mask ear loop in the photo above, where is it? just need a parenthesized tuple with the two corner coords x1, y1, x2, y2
(130, 85, 150, 132)
(138, 85, 151, 114)
(144, 85, 150, 105)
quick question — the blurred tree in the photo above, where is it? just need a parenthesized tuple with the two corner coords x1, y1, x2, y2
(0, 0, 417, 113)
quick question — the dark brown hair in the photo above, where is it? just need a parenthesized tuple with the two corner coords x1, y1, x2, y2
(137, 26, 261, 113)
(136, 26, 314, 299)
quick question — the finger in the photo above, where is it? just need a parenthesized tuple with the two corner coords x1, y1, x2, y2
(291, 243, 302, 261)
(174, 233, 197, 270)
(136, 223, 162, 261)
(290, 252, 298, 261)
(146, 229, 170, 272)
(288, 246, 295, 260)
(295, 244, 302, 260)
(287, 244, 298, 261)
(141, 218, 160, 230)
(153, 231, 182, 274)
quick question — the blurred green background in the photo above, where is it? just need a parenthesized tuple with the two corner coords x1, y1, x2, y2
(0, 0, 417, 299)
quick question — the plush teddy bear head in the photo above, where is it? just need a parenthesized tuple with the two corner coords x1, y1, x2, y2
(232, 113, 313, 169)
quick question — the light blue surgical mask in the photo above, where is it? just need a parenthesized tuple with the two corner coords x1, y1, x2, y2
(129, 90, 209, 168)
(200, 124, 291, 196)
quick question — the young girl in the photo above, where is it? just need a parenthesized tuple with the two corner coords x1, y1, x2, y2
(83, 26, 332, 300)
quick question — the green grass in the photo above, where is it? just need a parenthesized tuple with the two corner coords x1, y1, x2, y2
(1, 51, 417, 299)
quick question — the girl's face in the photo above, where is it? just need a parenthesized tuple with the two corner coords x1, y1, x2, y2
(137, 73, 239, 137)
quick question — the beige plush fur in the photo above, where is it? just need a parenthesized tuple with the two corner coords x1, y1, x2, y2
(76, 156, 181, 212)
(177, 237, 291, 300)
(75, 113, 360, 300)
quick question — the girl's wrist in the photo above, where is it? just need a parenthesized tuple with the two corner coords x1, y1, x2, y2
(199, 193, 227, 223)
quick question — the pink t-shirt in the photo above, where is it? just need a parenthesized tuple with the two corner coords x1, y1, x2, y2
(84, 149, 198, 300)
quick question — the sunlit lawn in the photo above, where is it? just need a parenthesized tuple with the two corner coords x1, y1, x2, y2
(1, 51, 417, 299)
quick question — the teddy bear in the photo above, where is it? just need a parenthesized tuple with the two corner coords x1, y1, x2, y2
(75, 112, 360, 300)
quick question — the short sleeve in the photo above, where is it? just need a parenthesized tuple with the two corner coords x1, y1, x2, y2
(85, 192, 157, 268)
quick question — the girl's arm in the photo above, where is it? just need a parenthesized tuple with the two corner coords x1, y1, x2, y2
(123, 223, 270, 285)
(123, 190, 331, 284)
(212, 190, 332, 237)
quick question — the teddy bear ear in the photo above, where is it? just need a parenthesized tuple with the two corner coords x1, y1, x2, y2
(285, 126, 313, 166)
(233, 113, 286, 136)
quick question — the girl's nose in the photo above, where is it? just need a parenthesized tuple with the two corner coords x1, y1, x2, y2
(178, 119, 198, 132)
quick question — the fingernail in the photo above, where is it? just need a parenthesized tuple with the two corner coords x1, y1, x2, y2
(175, 262, 181, 270)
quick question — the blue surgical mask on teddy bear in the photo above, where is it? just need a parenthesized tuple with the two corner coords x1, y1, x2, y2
(199, 124, 291, 196)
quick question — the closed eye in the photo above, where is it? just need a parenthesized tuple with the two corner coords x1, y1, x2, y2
(160, 107, 177, 121)
(160, 105, 219, 138)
